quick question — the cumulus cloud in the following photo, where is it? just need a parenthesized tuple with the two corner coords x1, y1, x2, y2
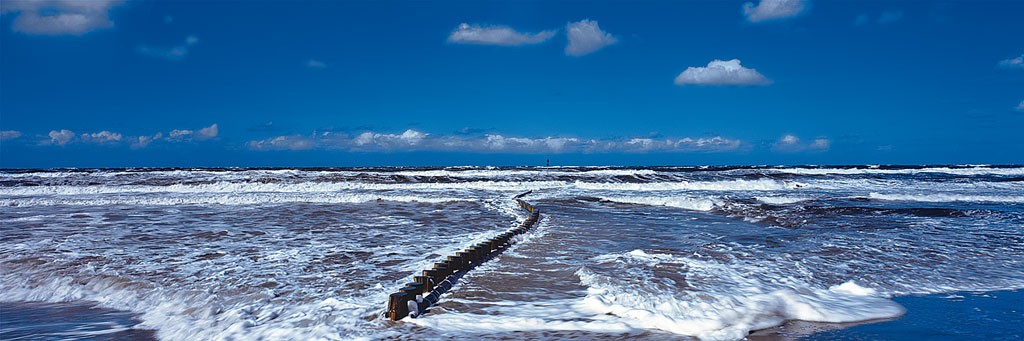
(0, 130, 22, 141)
(132, 132, 163, 149)
(999, 54, 1023, 69)
(351, 129, 428, 150)
(674, 59, 772, 86)
(37, 123, 216, 148)
(196, 123, 218, 140)
(137, 35, 199, 61)
(0, 0, 124, 35)
(48, 129, 75, 146)
(447, 23, 555, 46)
(163, 123, 217, 142)
(168, 129, 193, 140)
(307, 59, 327, 68)
(478, 135, 579, 153)
(248, 129, 741, 154)
(742, 0, 808, 23)
(565, 19, 617, 56)
(80, 130, 122, 143)
(772, 134, 830, 152)
(248, 135, 316, 151)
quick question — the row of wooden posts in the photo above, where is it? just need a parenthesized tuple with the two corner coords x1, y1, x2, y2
(384, 198, 541, 321)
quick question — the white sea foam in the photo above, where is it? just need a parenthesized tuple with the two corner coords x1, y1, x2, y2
(575, 250, 905, 340)
(575, 179, 800, 192)
(405, 299, 633, 334)
(829, 281, 878, 296)
(769, 166, 1024, 176)
(2, 166, 1022, 340)
(0, 274, 393, 340)
(0, 180, 568, 197)
(0, 203, 506, 341)
(392, 168, 657, 178)
(598, 196, 720, 211)
(867, 193, 1024, 203)
(0, 193, 473, 207)
(755, 196, 813, 204)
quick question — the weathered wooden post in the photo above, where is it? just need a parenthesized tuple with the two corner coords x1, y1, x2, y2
(387, 292, 410, 320)
(414, 275, 433, 293)
(456, 251, 474, 266)
(447, 255, 463, 271)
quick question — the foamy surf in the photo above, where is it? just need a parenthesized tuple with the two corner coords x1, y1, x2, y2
(598, 195, 720, 211)
(2, 166, 1022, 340)
(575, 250, 905, 340)
(867, 192, 1024, 203)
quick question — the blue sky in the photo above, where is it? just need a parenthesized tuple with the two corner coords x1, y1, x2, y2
(1, 0, 1022, 167)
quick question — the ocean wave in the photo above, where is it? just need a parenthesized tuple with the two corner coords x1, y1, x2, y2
(576, 250, 905, 340)
(393, 168, 658, 178)
(867, 193, 1024, 203)
(755, 196, 814, 204)
(0, 273, 393, 340)
(769, 166, 1024, 176)
(596, 195, 720, 211)
(575, 179, 801, 192)
(0, 181, 569, 197)
(0, 193, 474, 207)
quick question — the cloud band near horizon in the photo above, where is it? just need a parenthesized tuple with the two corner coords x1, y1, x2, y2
(247, 129, 742, 154)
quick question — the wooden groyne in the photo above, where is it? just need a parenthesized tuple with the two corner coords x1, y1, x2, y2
(384, 195, 541, 321)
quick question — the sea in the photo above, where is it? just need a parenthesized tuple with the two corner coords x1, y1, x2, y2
(1, 165, 1021, 340)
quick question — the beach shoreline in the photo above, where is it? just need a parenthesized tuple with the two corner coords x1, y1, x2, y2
(751, 289, 1023, 340)
(3, 289, 1020, 340)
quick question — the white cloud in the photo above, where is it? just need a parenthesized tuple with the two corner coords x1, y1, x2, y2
(35, 124, 215, 148)
(80, 130, 122, 143)
(999, 54, 1023, 69)
(137, 35, 199, 61)
(1016, 100, 1024, 111)
(248, 135, 316, 151)
(0, 130, 22, 141)
(612, 137, 742, 153)
(674, 59, 772, 86)
(48, 129, 75, 146)
(742, 0, 808, 23)
(447, 23, 555, 46)
(132, 132, 163, 149)
(1, 0, 124, 35)
(565, 19, 617, 56)
(773, 134, 830, 152)
(352, 129, 429, 150)
(809, 138, 830, 150)
(168, 129, 193, 139)
(196, 124, 218, 140)
(307, 59, 327, 68)
(248, 129, 741, 154)
(165, 123, 216, 141)
(479, 135, 581, 153)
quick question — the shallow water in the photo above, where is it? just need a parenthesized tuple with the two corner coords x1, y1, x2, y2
(1, 166, 1022, 340)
